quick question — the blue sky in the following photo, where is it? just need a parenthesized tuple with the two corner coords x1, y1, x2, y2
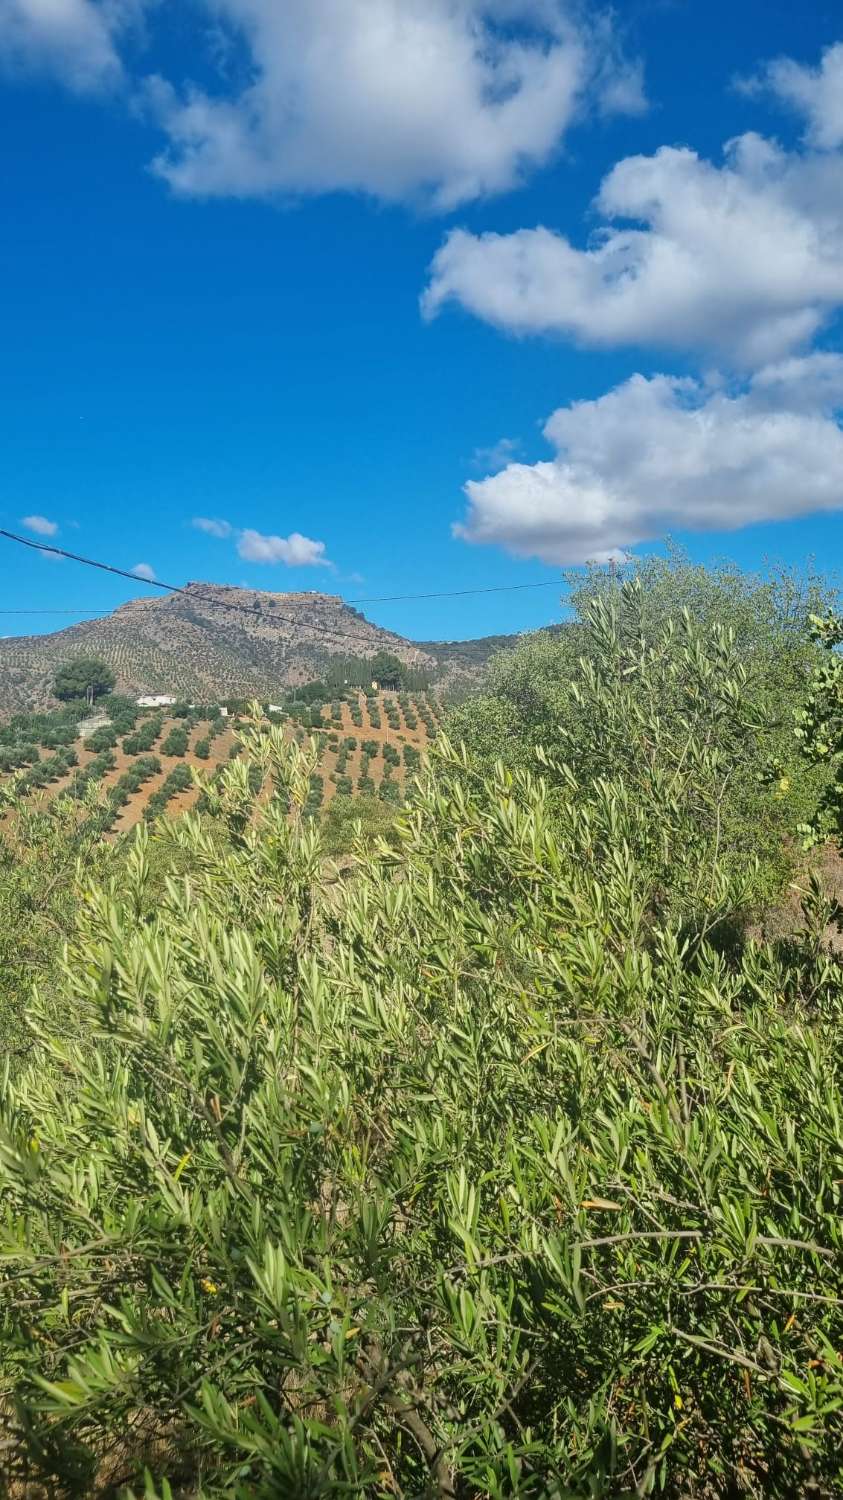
(1, 0, 842, 642)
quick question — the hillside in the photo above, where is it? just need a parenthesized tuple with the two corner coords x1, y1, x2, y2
(0, 691, 444, 835)
(0, 583, 547, 715)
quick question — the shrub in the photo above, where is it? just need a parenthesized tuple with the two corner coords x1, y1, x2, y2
(161, 726, 189, 758)
(83, 725, 118, 754)
(122, 715, 163, 756)
(194, 737, 211, 760)
(144, 762, 193, 821)
(66, 749, 115, 798)
(1, 716, 841, 1498)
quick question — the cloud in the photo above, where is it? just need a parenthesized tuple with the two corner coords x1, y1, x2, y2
(192, 515, 331, 566)
(144, 0, 644, 209)
(0, 0, 139, 93)
(471, 436, 522, 473)
(456, 354, 843, 564)
(237, 529, 331, 567)
(21, 513, 58, 536)
(130, 561, 157, 580)
(742, 41, 843, 152)
(424, 129, 843, 364)
(192, 516, 233, 538)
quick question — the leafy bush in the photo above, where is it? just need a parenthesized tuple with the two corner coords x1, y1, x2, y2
(83, 724, 118, 754)
(16, 749, 77, 792)
(65, 750, 116, 800)
(449, 567, 831, 912)
(194, 737, 211, 760)
(0, 794, 117, 1059)
(103, 756, 162, 819)
(161, 725, 190, 758)
(122, 715, 163, 756)
(0, 706, 841, 1497)
(0, 742, 39, 773)
(144, 762, 193, 821)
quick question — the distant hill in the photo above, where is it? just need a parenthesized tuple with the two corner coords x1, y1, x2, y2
(0, 583, 560, 715)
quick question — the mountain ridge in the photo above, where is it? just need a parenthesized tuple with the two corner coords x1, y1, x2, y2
(0, 583, 556, 714)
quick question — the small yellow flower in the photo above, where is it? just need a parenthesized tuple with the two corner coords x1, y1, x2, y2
(674, 1393, 684, 1410)
(200, 1278, 219, 1296)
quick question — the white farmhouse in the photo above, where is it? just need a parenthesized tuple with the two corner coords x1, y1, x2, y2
(136, 694, 178, 708)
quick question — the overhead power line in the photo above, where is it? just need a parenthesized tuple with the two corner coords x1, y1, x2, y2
(0, 528, 565, 633)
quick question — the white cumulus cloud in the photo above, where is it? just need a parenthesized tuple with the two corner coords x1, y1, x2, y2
(237, 529, 331, 568)
(143, 0, 644, 209)
(0, 0, 140, 92)
(130, 561, 157, 580)
(456, 355, 843, 564)
(192, 516, 331, 566)
(743, 40, 843, 152)
(424, 129, 843, 364)
(21, 513, 58, 535)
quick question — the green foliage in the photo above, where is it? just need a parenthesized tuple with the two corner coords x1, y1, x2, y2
(123, 715, 164, 756)
(65, 750, 116, 801)
(103, 694, 141, 735)
(449, 559, 833, 909)
(1, 568, 842, 1498)
(144, 763, 193, 822)
(0, 792, 116, 1060)
(0, 706, 841, 1497)
(795, 608, 843, 848)
(53, 655, 115, 703)
(83, 724, 119, 754)
(160, 725, 189, 758)
(194, 736, 211, 760)
(15, 748, 77, 792)
(0, 741, 39, 773)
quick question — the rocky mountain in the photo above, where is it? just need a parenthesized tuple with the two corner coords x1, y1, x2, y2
(0, 583, 535, 714)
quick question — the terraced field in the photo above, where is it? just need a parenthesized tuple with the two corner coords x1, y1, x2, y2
(0, 692, 444, 836)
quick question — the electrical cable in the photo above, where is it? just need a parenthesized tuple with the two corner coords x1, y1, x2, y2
(0, 527, 564, 651)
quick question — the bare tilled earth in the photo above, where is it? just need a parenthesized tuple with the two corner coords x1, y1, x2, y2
(1, 694, 443, 835)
